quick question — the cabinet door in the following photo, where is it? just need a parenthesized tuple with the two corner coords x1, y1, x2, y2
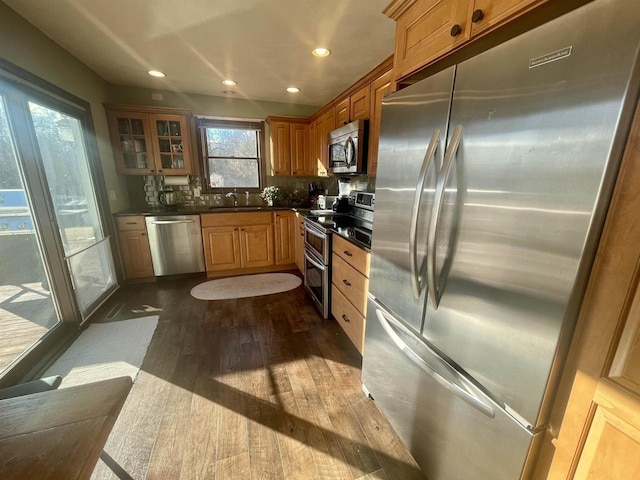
(270, 121, 292, 175)
(239, 224, 274, 268)
(274, 211, 295, 265)
(202, 226, 241, 271)
(470, 0, 547, 36)
(291, 123, 311, 176)
(350, 85, 371, 121)
(335, 99, 350, 127)
(107, 111, 154, 175)
(394, 0, 470, 80)
(148, 113, 193, 175)
(314, 117, 327, 176)
(117, 230, 154, 279)
(319, 110, 335, 177)
(368, 69, 393, 176)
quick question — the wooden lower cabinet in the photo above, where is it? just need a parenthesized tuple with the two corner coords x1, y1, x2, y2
(114, 216, 154, 279)
(202, 226, 241, 271)
(239, 224, 274, 268)
(331, 235, 370, 354)
(273, 211, 295, 265)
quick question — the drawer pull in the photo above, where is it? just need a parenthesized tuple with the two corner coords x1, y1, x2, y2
(126, 222, 137, 225)
(342, 279, 351, 287)
(342, 314, 351, 323)
(343, 250, 353, 257)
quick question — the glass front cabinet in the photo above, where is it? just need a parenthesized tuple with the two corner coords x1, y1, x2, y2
(105, 106, 193, 175)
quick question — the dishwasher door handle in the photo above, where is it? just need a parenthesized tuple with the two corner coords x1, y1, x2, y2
(150, 219, 196, 225)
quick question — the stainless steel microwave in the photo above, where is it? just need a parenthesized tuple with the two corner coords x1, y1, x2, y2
(328, 119, 368, 174)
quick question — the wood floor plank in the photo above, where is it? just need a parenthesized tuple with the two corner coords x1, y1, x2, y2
(355, 469, 388, 480)
(351, 398, 427, 480)
(273, 391, 318, 480)
(215, 452, 251, 480)
(179, 375, 219, 480)
(328, 406, 381, 478)
(146, 353, 197, 479)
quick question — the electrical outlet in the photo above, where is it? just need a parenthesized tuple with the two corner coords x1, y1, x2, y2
(151, 93, 163, 101)
(193, 187, 201, 198)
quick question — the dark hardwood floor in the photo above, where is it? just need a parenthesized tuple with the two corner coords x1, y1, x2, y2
(89, 273, 426, 480)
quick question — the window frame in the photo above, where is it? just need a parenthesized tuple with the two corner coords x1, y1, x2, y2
(197, 118, 266, 193)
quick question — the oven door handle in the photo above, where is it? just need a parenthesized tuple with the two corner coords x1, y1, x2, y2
(304, 223, 327, 240)
(304, 250, 326, 270)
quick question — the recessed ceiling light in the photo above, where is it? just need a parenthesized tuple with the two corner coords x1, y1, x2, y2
(223, 90, 236, 95)
(222, 79, 237, 86)
(312, 48, 331, 57)
(148, 70, 166, 78)
(287, 87, 300, 93)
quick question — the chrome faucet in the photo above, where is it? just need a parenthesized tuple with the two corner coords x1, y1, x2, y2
(225, 190, 238, 207)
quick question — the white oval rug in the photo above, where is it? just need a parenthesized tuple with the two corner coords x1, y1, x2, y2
(190, 273, 302, 300)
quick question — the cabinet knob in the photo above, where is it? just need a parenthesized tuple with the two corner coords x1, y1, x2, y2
(343, 250, 353, 257)
(471, 9, 484, 23)
(450, 24, 462, 37)
(342, 279, 351, 287)
(341, 314, 351, 323)
(158, 169, 163, 173)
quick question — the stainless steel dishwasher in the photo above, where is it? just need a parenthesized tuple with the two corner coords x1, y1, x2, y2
(145, 215, 205, 276)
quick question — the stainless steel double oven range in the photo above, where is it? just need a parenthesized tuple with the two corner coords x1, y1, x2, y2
(303, 191, 374, 318)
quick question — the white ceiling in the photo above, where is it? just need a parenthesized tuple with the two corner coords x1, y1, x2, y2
(4, 0, 396, 107)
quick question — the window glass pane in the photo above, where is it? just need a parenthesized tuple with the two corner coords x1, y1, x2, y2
(0, 95, 60, 374)
(206, 128, 258, 158)
(208, 158, 259, 188)
(28, 102, 103, 256)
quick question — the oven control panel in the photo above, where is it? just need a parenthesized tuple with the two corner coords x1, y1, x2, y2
(348, 191, 375, 211)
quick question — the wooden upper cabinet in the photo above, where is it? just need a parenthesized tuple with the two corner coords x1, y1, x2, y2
(267, 118, 311, 176)
(470, 0, 547, 36)
(320, 110, 335, 177)
(335, 98, 350, 127)
(291, 123, 312, 176)
(368, 69, 393, 176)
(269, 120, 292, 175)
(391, 0, 471, 80)
(350, 85, 371, 121)
(385, 0, 549, 82)
(105, 106, 193, 175)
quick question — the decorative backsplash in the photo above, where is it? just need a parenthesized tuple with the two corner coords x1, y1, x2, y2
(141, 174, 375, 209)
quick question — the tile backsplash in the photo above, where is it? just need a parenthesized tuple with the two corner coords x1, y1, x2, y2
(140, 174, 375, 209)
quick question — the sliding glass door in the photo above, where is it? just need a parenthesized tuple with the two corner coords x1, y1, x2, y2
(0, 95, 61, 374)
(0, 69, 116, 381)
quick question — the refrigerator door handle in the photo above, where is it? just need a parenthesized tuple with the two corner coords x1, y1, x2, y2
(409, 129, 440, 299)
(375, 304, 495, 418)
(427, 124, 463, 309)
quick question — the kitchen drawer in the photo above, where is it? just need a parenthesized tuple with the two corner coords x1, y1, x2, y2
(200, 211, 272, 228)
(115, 215, 146, 231)
(332, 253, 368, 316)
(333, 235, 370, 277)
(331, 286, 366, 354)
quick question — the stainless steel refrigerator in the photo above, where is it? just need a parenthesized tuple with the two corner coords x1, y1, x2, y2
(361, 0, 640, 478)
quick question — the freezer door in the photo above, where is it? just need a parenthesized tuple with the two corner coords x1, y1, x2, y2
(422, 0, 640, 426)
(362, 297, 538, 480)
(368, 66, 454, 332)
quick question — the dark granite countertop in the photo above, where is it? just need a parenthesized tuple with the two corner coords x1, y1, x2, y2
(113, 206, 311, 217)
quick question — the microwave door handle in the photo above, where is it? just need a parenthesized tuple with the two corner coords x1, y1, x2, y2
(427, 124, 463, 309)
(375, 307, 495, 418)
(345, 136, 355, 166)
(409, 129, 440, 299)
